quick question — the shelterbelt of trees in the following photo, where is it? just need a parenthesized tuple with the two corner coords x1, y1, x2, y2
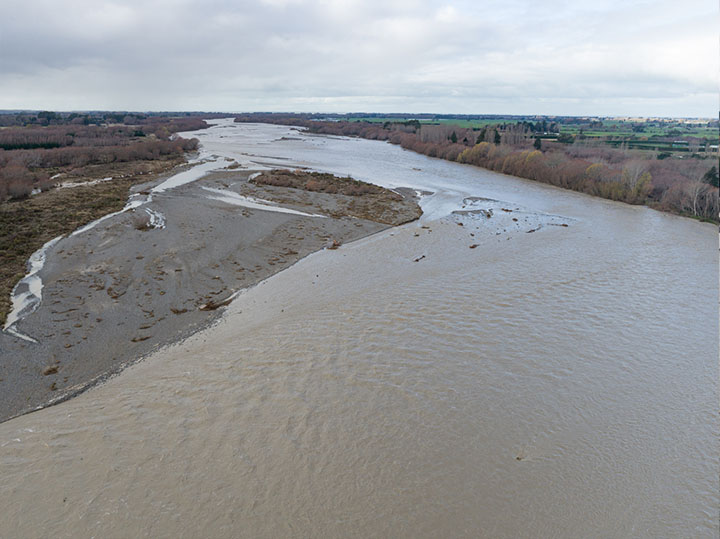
(235, 114, 719, 222)
(0, 113, 208, 200)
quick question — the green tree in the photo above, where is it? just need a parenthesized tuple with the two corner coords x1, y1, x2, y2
(533, 137, 542, 150)
(493, 129, 501, 145)
(450, 131, 457, 143)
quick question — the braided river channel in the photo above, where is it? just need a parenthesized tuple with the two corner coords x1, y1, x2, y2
(1, 120, 717, 537)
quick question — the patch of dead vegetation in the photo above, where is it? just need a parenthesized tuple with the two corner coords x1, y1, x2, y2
(250, 169, 422, 226)
(252, 169, 396, 197)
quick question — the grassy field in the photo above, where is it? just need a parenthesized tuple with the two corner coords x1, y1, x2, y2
(339, 116, 717, 140)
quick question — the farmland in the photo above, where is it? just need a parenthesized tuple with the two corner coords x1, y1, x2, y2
(324, 114, 718, 155)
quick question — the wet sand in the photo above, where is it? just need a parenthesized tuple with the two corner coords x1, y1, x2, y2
(0, 169, 420, 423)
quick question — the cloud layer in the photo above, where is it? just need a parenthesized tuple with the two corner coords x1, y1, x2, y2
(0, 0, 716, 116)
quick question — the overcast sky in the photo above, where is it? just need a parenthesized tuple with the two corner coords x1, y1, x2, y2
(0, 0, 716, 117)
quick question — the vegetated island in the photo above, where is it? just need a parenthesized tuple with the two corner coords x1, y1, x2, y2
(234, 113, 719, 223)
(0, 166, 421, 423)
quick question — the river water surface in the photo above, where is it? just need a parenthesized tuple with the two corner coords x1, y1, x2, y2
(0, 120, 717, 537)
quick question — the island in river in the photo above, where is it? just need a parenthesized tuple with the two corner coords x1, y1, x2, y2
(0, 167, 421, 423)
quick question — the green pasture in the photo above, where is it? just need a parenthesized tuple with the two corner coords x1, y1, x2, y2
(339, 115, 717, 142)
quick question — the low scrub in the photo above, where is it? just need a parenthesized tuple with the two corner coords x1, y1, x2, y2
(0, 114, 204, 203)
(252, 169, 399, 199)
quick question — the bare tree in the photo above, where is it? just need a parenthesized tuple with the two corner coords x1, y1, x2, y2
(685, 181, 710, 216)
(621, 160, 649, 189)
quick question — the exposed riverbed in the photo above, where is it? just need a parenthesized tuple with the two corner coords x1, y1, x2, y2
(0, 123, 418, 421)
(0, 120, 717, 537)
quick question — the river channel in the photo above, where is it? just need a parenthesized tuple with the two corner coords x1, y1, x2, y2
(0, 120, 717, 537)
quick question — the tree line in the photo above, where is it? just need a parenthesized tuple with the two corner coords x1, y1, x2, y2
(0, 116, 206, 201)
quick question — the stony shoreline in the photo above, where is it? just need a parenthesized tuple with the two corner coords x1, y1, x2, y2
(0, 168, 421, 423)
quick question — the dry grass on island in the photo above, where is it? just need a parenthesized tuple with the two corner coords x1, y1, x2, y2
(250, 169, 422, 225)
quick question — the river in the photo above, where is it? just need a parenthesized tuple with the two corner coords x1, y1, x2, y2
(0, 119, 717, 537)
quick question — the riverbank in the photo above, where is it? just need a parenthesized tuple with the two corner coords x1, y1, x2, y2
(0, 157, 187, 323)
(0, 168, 420, 423)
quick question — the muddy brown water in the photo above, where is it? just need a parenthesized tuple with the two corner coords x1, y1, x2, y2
(0, 120, 717, 537)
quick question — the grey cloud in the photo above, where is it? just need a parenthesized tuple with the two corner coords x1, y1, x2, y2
(0, 0, 716, 116)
